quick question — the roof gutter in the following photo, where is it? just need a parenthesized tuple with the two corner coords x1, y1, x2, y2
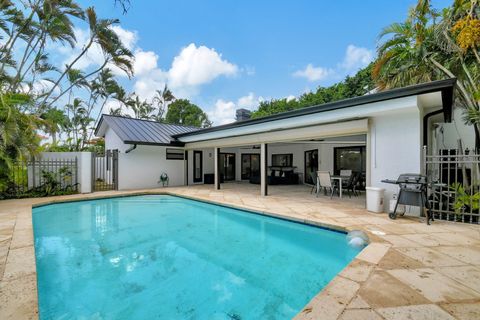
(172, 78, 457, 139)
(125, 144, 137, 153)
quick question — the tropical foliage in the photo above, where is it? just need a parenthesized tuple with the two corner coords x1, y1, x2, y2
(251, 63, 375, 118)
(374, 0, 480, 148)
(165, 99, 212, 128)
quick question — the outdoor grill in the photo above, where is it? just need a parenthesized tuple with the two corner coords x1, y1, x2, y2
(382, 173, 433, 225)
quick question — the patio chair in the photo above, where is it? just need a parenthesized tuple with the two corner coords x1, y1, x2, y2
(317, 171, 339, 199)
(343, 172, 359, 198)
(340, 169, 352, 177)
(309, 172, 318, 194)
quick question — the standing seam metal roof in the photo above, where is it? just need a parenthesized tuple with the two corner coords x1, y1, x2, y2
(96, 115, 200, 146)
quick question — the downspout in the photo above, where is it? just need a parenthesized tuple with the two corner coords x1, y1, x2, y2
(423, 109, 444, 148)
(125, 144, 137, 153)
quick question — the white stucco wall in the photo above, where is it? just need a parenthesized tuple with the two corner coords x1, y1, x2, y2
(186, 148, 214, 185)
(368, 109, 422, 211)
(117, 146, 186, 190)
(435, 107, 475, 152)
(105, 127, 129, 153)
(39, 152, 92, 193)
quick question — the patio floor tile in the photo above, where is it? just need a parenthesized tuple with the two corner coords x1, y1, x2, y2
(440, 302, 480, 320)
(339, 309, 383, 320)
(387, 268, 480, 303)
(376, 304, 455, 320)
(395, 247, 466, 267)
(436, 265, 480, 294)
(358, 270, 431, 308)
(434, 246, 480, 265)
(376, 248, 425, 270)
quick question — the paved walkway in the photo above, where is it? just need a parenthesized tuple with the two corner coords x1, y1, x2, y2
(0, 184, 479, 319)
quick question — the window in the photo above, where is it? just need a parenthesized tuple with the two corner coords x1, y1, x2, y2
(166, 148, 184, 160)
(193, 151, 202, 182)
(272, 154, 293, 167)
(334, 146, 366, 175)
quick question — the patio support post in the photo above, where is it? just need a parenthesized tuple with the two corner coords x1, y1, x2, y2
(214, 147, 220, 190)
(261, 143, 268, 196)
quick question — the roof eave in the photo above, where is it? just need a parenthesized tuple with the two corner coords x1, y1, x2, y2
(173, 78, 457, 139)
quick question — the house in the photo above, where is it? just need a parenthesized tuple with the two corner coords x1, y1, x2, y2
(95, 78, 475, 211)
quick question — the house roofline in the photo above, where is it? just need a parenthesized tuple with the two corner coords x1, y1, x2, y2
(94, 113, 200, 137)
(173, 78, 456, 139)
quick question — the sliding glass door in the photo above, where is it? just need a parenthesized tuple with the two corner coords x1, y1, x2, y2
(220, 153, 236, 181)
(241, 154, 260, 180)
(304, 149, 318, 184)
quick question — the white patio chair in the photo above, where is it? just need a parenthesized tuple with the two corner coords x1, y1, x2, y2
(317, 171, 338, 199)
(340, 169, 352, 177)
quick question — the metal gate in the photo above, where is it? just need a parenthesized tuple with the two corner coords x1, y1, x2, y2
(424, 146, 479, 224)
(92, 150, 118, 192)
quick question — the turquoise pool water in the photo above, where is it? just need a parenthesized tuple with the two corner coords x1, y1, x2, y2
(33, 195, 362, 319)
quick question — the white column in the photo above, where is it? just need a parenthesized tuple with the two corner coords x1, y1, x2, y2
(214, 147, 220, 190)
(260, 143, 267, 196)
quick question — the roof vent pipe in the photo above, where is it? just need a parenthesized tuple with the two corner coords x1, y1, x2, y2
(125, 144, 137, 153)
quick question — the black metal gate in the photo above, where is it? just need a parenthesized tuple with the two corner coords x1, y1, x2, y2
(92, 150, 118, 192)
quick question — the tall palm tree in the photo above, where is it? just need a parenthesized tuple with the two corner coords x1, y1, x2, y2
(151, 84, 175, 122)
(374, 0, 480, 149)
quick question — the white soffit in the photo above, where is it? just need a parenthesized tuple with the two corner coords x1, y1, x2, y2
(184, 119, 369, 149)
(179, 96, 417, 143)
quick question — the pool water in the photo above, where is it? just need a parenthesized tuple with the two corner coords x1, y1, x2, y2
(33, 195, 363, 319)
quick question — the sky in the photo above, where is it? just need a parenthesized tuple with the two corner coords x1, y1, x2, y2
(69, 0, 451, 125)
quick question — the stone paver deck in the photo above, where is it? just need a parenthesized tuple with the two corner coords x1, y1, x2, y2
(0, 183, 479, 319)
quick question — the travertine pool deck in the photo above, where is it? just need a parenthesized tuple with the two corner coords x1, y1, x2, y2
(1, 183, 479, 319)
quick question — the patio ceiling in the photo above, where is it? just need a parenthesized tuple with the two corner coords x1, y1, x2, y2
(184, 119, 369, 149)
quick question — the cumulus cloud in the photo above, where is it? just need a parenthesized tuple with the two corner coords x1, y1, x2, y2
(132, 43, 239, 100)
(293, 64, 333, 82)
(341, 45, 373, 72)
(58, 24, 240, 100)
(208, 92, 264, 125)
(168, 43, 238, 88)
(293, 44, 373, 82)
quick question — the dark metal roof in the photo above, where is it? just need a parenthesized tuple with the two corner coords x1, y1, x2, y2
(173, 78, 456, 139)
(95, 115, 200, 146)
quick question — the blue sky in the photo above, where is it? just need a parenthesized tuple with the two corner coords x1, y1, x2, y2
(74, 0, 450, 124)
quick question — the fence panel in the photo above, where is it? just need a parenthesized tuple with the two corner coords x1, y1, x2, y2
(424, 147, 479, 224)
(2, 157, 78, 199)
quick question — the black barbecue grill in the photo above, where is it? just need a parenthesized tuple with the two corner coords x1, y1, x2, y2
(382, 173, 433, 225)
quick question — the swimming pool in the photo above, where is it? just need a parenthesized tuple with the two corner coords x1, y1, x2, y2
(33, 195, 363, 319)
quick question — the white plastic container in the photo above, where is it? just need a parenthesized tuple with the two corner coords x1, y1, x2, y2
(366, 187, 385, 213)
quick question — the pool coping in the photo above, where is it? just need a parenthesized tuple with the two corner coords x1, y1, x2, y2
(3, 188, 478, 319)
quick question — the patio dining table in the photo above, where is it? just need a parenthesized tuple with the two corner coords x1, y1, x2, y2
(330, 175, 351, 198)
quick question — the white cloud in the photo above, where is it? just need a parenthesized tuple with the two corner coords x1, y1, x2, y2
(103, 100, 134, 117)
(286, 95, 296, 102)
(208, 92, 264, 125)
(209, 99, 237, 125)
(293, 44, 373, 83)
(341, 44, 373, 72)
(293, 64, 333, 82)
(133, 50, 159, 76)
(111, 26, 138, 50)
(168, 43, 238, 88)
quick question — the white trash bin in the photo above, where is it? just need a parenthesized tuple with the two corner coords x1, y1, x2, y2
(366, 187, 385, 213)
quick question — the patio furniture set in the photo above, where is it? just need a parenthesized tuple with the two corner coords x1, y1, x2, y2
(310, 170, 361, 199)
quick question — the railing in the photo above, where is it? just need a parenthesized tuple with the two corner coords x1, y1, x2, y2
(92, 150, 118, 192)
(424, 146, 479, 224)
(1, 157, 78, 199)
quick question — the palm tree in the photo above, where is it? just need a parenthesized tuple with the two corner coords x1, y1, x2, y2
(151, 84, 175, 122)
(126, 94, 155, 120)
(374, 0, 480, 149)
